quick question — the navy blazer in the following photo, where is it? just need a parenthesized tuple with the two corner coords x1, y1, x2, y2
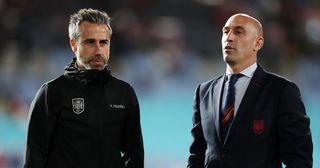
(188, 65, 313, 168)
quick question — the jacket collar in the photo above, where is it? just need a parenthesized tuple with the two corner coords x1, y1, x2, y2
(64, 58, 111, 83)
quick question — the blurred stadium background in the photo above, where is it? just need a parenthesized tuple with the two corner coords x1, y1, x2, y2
(0, 0, 319, 167)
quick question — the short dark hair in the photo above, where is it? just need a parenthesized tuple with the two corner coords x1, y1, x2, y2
(68, 8, 112, 40)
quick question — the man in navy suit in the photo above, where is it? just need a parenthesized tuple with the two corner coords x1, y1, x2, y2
(187, 13, 313, 168)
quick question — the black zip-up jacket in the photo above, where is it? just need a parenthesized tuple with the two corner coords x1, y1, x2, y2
(24, 59, 144, 168)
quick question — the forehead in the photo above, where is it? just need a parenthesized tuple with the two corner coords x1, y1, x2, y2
(78, 21, 111, 38)
(223, 15, 254, 30)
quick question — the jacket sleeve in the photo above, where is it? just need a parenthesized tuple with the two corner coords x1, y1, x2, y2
(187, 85, 207, 168)
(277, 82, 313, 168)
(121, 86, 144, 168)
(24, 83, 59, 168)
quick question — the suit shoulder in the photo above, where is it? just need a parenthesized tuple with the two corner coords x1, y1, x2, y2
(194, 75, 223, 97)
(265, 71, 296, 86)
(262, 70, 302, 94)
(199, 75, 223, 90)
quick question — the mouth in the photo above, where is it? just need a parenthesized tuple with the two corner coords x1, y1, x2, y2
(90, 57, 105, 65)
(223, 45, 235, 53)
(224, 45, 234, 50)
(91, 60, 104, 64)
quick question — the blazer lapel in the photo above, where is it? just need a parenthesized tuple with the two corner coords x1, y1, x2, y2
(223, 65, 268, 145)
(213, 75, 226, 144)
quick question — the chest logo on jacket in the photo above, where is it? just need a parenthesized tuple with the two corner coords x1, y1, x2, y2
(72, 98, 85, 114)
(110, 104, 125, 109)
(253, 120, 264, 135)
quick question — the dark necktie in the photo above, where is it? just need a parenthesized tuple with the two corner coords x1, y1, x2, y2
(221, 74, 243, 141)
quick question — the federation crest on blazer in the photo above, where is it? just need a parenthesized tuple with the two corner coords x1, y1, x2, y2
(72, 98, 84, 114)
(253, 120, 264, 135)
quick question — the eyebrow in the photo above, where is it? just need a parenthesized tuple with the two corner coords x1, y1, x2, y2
(83, 38, 95, 42)
(82, 38, 109, 43)
(223, 26, 245, 30)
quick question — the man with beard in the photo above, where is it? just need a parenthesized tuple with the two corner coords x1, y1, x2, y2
(187, 13, 312, 168)
(24, 8, 144, 168)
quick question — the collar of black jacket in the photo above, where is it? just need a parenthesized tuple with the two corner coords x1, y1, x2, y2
(64, 58, 111, 82)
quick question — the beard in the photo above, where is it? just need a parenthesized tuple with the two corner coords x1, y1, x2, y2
(89, 54, 107, 63)
(78, 54, 108, 70)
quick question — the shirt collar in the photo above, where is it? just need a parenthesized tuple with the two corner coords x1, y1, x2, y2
(226, 63, 257, 78)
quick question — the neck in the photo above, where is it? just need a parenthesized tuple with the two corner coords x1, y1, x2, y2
(226, 54, 257, 73)
(226, 61, 256, 74)
(76, 62, 106, 71)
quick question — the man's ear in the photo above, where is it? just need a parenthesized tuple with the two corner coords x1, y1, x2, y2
(254, 37, 264, 52)
(70, 39, 77, 53)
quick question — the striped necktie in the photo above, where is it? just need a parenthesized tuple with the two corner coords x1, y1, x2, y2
(221, 74, 243, 141)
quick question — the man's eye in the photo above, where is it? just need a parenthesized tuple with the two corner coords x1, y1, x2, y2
(84, 40, 95, 44)
(223, 30, 229, 34)
(101, 41, 109, 45)
(235, 29, 244, 34)
(87, 41, 94, 44)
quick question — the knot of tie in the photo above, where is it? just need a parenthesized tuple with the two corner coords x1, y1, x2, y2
(227, 74, 244, 86)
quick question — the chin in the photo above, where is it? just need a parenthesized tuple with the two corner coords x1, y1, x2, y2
(89, 63, 106, 70)
(224, 54, 233, 61)
(89, 66, 104, 70)
(94, 65, 106, 70)
(224, 57, 237, 66)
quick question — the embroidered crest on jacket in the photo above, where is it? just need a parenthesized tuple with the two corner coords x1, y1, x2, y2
(72, 98, 85, 114)
(253, 120, 264, 135)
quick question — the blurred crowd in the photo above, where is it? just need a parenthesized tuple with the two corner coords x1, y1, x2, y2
(0, 0, 320, 167)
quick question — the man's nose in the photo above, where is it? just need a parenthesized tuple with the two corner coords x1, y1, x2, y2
(225, 31, 235, 41)
(94, 44, 103, 54)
